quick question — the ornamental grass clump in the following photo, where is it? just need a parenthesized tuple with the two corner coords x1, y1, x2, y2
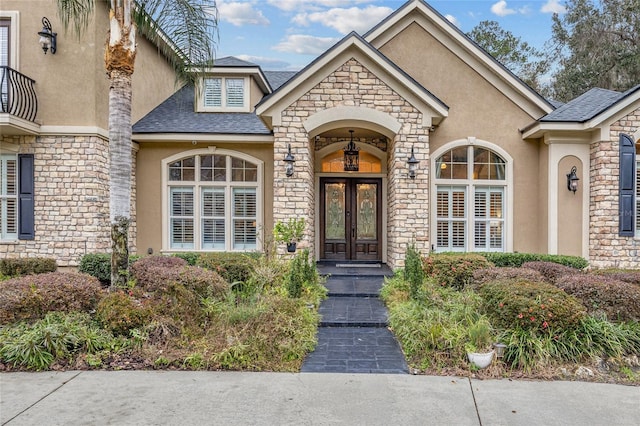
(0, 272, 103, 325)
(423, 253, 491, 290)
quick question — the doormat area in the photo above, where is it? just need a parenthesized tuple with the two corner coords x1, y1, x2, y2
(335, 263, 382, 268)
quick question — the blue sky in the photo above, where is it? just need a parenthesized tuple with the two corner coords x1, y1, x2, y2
(214, 0, 567, 70)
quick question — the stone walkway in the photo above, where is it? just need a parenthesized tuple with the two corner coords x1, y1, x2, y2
(301, 263, 409, 374)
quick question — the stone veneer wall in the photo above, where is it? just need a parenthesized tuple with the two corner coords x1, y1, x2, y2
(589, 106, 640, 268)
(0, 134, 137, 267)
(272, 59, 429, 267)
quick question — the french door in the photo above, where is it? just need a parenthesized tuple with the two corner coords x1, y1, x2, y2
(320, 178, 381, 261)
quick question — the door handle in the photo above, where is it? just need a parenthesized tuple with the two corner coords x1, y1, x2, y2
(352, 228, 355, 238)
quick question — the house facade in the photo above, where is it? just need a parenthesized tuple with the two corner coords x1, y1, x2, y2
(2, 0, 640, 269)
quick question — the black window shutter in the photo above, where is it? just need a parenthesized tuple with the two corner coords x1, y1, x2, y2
(619, 133, 635, 237)
(18, 154, 35, 240)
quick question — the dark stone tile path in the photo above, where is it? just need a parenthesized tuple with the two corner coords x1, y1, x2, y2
(301, 264, 409, 374)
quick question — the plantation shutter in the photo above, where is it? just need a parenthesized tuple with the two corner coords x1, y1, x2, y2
(204, 78, 222, 107)
(619, 133, 635, 236)
(225, 78, 244, 107)
(18, 154, 34, 240)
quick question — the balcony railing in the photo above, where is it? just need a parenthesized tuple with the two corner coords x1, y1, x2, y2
(0, 66, 38, 123)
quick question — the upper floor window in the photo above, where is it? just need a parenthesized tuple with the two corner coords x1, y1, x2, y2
(201, 77, 247, 111)
(164, 151, 262, 252)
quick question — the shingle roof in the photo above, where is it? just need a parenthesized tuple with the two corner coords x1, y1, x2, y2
(263, 71, 298, 90)
(132, 85, 271, 135)
(540, 88, 624, 122)
(214, 56, 258, 67)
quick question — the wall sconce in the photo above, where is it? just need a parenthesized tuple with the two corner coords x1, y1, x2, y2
(38, 17, 57, 54)
(566, 166, 579, 194)
(284, 144, 295, 177)
(407, 145, 419, 179)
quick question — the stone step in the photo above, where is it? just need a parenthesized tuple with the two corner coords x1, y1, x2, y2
(301, 327, 408, 374)
(318, 296, 388, 327)
(324, 276, 384, 297)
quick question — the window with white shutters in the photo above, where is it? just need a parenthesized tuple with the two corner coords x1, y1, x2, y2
(204, 78, 222, 107)
(167, 153, 260, 251)
(202, 77, 245, 110)
(435, 145, 507, 252)
(0, 154, 17, 240)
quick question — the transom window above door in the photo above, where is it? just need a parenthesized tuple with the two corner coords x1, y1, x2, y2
(319, 149, 383, 173)
(164, 152, 262, 252)
(434, 145, 508, 252)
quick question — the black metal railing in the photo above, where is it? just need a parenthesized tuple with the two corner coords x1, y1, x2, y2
(0, 66, 38, 123)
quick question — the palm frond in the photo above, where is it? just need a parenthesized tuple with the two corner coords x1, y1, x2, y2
(55, 0, 95, 37)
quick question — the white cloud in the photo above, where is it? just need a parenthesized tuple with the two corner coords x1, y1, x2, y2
(293, 6, 393, 35)
(491, 1, 516, 17)
(541, 0, 567, 14)
(273, 34, 340, 55)
(218, 1, 269, 26)
(445, 14, 460, 28)
(267, 0, 374, 13)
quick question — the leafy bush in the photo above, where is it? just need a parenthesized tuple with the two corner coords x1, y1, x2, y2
(404, 242, 425, 300)
(472, 267, 545, 286)
(96, 291, 150, 336)
(0, 272, 104, 324)
(130, 256, 227, 299)
(0, 312, 113, 370)
(0, 257, 57, 277)
(593, 269, 640, 287)
(478, 252, 588, 269)
(286, 251, 306, 298)
(478, 279, 587, 333)
(78, 253, 139, 285)
(423, 253, 491, 290)
(554, 274, 640, 322)
(521, 261, 581, 284)
(197, 252, 260, 284)
(172, 252, 201, 266)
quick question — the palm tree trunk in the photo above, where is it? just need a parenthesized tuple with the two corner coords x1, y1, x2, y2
(107, 4, 136, 289)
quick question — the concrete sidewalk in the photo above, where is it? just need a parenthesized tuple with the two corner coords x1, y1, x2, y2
(1, 371, 638, 425)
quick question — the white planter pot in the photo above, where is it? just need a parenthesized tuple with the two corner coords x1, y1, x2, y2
(467, 350, 495, 369)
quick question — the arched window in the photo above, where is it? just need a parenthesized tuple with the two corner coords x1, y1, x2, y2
(164, 151, 261, 251)
(434, 145, 508, 252)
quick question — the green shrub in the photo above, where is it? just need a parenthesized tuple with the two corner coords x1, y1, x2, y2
(286, 251, 306, 298)
(0, 257, 57, 277)
(197, 252, 260, 284)
(554, 274, 640, 322)
(521, 261, 582, 284)
(0, 272, 104, 324)
(423, 253, 491, 290)
(404, 242, 425, 300)
(472, 267, 545, 286)
(478, 252, 588, 269)
(78, 253, 139, 285)
(96, 291, 150, 336)
(0, 312, 113, 370)
(172, 252, 201, 266)
(478, 279, 587, 334)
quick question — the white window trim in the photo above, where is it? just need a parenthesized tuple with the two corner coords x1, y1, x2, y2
(0, 11, 19, 70)
(0, 153, 18, 241)
(635, 155, 640, 239)
(161, 147, 263, 253)
(431, 138, 514, 252)
(196, 76, 250, 112)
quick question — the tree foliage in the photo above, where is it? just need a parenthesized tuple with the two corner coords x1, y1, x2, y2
(467, 20, 548, 92)
(549, 0, 640, 102)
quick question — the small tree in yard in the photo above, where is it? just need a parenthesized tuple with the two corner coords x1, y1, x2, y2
(405, 242, 424, 300)
(56, 0, 218, 289)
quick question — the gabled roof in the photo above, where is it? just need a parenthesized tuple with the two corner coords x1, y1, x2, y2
(256, 31, 448, 128)
(522, 85, 640, 139)
(263, 71, 297, 90)
(213, 56, 259, 67)
(364, 0, 554, 118)
(132, 85, 271, 136)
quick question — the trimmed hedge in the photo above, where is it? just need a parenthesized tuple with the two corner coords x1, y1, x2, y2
(521, 261, 581, 284)
(477, 279, 587, 333)
(472, 267, 545, 286)
(0, 272, 103, 324)
(78, 253, 140, 285)
(197, 252, 261, 284)
(96, 291, 150, 336)
(554, 274, 640, 322)
(423, 253, 491, 290)
(0, 258, 57, 277)
(593, 269, 640, 287)
(477, 252, 588, 269)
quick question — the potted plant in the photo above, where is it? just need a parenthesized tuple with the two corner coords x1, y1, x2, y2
(465, 318, 495, 369)
(273, 218, 305, 252)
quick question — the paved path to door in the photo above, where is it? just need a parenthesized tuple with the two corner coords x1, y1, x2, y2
(301, 264, 408, 374)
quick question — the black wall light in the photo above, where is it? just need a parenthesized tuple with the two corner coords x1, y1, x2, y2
(566, 166, 579, 193)
(408, 145, 419, 179)
(284, 144, 295, 177)
(38, 17, 57, 54)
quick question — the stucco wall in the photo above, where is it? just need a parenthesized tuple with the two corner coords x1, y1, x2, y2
(557, 155, 583, 256)
(378, 22, 547, 254)
(135, 142, 275, 256)
(590, 107, 640, 268)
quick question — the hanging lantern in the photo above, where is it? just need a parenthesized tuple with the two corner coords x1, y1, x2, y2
(343, 130, 359, 172)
